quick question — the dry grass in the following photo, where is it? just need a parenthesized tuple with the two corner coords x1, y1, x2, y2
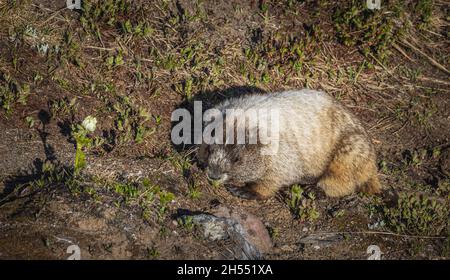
(0, 0, 449, 259)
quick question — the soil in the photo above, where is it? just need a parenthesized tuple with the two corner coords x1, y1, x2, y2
(0, 0, 449, 260)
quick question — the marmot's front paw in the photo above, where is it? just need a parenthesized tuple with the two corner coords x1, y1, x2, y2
(227, 186, 262, 200)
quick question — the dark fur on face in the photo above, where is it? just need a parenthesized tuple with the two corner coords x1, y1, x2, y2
(198, 143, 266, 186)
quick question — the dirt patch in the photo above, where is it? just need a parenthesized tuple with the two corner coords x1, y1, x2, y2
(0, 0, 449, 259)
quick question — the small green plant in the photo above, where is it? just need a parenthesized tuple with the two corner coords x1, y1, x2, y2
(147, 246, 159, 259)
(25, 116, 35, 128)
(71, 116, 97, 174)
(106, 51, 124, 68)
(83, 186, 100, 200)
(0, 72, 30, 115)
(80, 0, 131, 36)
(383, 193, 449, 236)
(49, 97, 77, 120)
(288, 184, 303, 211)
(414, 103, 437, 127)
(178, 215, 195, 231)
(259, 0, 269, 13)
(266, 226, 279, 240)
(333, 1, 407, 60)
(168, 153, 192, 175)
(242, 30, 316, 84)
(154, 115, 162, 125)
(13, 161, 81, 197)
(436, 179, 450, 198)
(120, 19, 153, 36)
(157, 189, 175, 217)
(415, 0, 433, 29)
(287, 185, 320, 222)
(107, 96, 153, 146)
(114, 182, 139, 201)
(100, 177, 176, 221)
(403, 149, 427, 168)
(210, 179, 221, 188)
(175, 78, 195, 101)
(60, 30, 84, 68)
(188, 183, 202, 199)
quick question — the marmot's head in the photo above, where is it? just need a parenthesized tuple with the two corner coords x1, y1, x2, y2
(198, 143, 266, 185)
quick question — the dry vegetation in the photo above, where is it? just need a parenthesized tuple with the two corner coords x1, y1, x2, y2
(0, 0, 449, 259)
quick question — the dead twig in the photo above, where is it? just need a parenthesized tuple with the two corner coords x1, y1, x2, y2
(400, 39, 450, 75)
(392, 42, 415, 62)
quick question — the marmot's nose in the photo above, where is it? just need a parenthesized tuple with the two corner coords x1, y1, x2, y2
(207, 172, 221, 181)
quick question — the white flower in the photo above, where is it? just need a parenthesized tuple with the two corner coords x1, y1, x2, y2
(82, 116, 97, 132)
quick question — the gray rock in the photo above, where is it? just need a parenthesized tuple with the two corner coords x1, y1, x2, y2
(185, 206, 273, 260)
(190, 214, 228, 241)
(213, 206, 273, 254)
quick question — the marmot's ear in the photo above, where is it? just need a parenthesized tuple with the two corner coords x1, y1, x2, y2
(197, 143, 209, 164)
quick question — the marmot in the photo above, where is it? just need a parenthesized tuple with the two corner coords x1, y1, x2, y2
(198, 89, 381, 200)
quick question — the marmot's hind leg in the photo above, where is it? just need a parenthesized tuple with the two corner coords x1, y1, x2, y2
(318, 134, 380, 197)
(363, 174, 381, 195)
(318, 160, 357, 197)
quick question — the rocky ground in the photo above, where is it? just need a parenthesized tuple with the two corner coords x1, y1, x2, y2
(0, 0, 449, 259)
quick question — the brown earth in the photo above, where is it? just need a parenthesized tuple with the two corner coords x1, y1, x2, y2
(0, 0, 449, 259)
